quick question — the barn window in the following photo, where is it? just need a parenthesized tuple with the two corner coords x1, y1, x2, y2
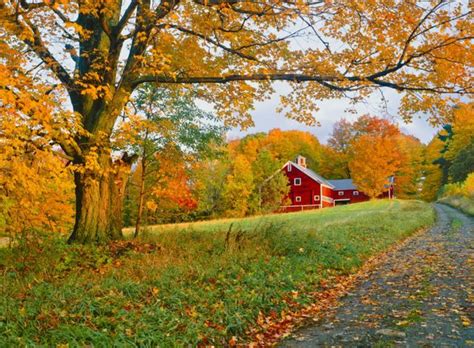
(288, 163, 292, 172)
(294, 178, 301, 186)
(314, 195, 320, 201)
(353, 191, 359, 196)
(295, 196, 301, 202)
(338, 191, 344, 196)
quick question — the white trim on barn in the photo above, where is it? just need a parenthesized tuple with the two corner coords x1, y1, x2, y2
(279, 204, 322, 211)
(320, 182, 323, 208)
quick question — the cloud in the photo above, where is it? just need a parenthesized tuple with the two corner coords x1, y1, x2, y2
(228, 82, 438, 144)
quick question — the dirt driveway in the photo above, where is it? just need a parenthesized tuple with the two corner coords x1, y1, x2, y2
(280, 204, 473, 347)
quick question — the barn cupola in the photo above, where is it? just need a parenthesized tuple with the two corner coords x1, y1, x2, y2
(296, 155, 307, 168)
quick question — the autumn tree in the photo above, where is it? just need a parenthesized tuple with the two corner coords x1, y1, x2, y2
(444, 103, 474, 183)
(140, 147, 198, 224)
(394, 134, 424, 199)
(421, 136, 444, 201)
(222, 154, 254, 217)
(349, 134, 401, 198)
(445, 103, 474, 161)
(345, 115, 425, 198)
(1, 0, 472, 243)
(324, 115, 402, 180)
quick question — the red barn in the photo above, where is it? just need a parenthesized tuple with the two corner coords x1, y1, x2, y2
(281, 155, 394, 212)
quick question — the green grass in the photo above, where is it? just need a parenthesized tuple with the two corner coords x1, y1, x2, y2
(0, 200, 434, 346)
(438, 195, 474, 216)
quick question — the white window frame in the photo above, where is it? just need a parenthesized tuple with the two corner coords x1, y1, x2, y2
(338, 191, 344, 196)
(287, 163, 292, 172)
(353, 191, 359, 196)
(294, 178, 301, 186)
(295, 196, 301, 202)
(314, 195, 320, 201)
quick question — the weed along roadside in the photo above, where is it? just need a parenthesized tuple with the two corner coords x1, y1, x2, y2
(0, 200, 435, 345)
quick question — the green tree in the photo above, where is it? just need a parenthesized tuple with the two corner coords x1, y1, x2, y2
(421, 136, 444, 201)
(192, 149, 230, 219)
(249, 150, 289, 214)
(449, 140, 474, 183)
(394, 135, 425, 199)
(118, 85, 225, 236)
(434, 124, 454, 185)
(222, 155, 254, 217)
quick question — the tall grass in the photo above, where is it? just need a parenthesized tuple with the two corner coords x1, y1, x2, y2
(0, 200, 434, 346)
(438, 173, 474, 215)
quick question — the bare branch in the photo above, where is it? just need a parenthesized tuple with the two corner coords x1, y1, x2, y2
(167, 24, 259, 61)
(114, 0, 138, 36)
(6, 8, 74, 90)
(132, 73, 341, 86)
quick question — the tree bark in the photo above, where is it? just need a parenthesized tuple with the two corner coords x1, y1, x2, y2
(134, 157, 147, 238)
(68, 154, 135, 244)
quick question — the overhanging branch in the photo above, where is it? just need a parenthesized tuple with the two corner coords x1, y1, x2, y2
(132, 72, 472, 95)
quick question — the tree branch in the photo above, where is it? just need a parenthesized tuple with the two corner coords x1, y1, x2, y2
(166, 24, 259, 61)
(114, 0, 138, 36)
(132, 73, 341, 86)
(398, 0, 446, 64)
(0, 3, 75, 91)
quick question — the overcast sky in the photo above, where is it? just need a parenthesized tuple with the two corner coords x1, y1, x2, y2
(227, 82, 439, 144)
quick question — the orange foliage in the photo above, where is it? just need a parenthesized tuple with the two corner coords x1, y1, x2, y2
(349, 135, 401, 198)
(150, 152, 197, 212)
(0, 41, 75, 237)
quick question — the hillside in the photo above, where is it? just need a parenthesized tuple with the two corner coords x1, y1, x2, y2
(1, 200, 434, 346)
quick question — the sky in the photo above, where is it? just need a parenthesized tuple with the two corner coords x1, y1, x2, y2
(227, 82, 440, 145)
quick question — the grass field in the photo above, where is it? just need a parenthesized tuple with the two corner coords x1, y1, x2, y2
(0, 200, 434, 346)
(438, 195, 474, 216)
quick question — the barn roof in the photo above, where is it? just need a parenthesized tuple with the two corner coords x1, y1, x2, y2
(329, 178, 395, 190)
(328, 179, 357, 190)
(288, 161, 335, 188)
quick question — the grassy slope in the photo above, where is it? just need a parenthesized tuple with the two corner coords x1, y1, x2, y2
(0, 200, 434, 346)
(438, 195, 474, 216)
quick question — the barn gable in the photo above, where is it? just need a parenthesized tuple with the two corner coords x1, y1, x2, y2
(283, 161, 334, 188)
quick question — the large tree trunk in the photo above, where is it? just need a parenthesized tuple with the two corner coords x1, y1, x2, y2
(68, 154, 134, 244)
